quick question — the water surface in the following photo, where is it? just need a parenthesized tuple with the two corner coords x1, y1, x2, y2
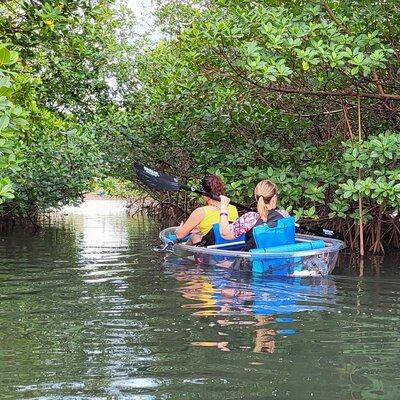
(0, 200, 399, 399)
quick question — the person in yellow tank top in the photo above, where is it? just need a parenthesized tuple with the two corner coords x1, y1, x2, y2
(175, 175, 238, 245)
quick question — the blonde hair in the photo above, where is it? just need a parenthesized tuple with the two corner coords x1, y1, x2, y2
(254, 180, 277, 222)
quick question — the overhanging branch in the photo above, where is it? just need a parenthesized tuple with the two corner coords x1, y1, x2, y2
(265, 85, 400, 101)
(214, 46, 400, 101)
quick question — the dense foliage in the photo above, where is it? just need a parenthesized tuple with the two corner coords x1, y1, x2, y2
(0, 0, 136, 223)
(125, 0, 399, 252)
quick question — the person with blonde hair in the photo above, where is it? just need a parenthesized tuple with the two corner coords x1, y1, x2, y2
(219, 180, 288, 250)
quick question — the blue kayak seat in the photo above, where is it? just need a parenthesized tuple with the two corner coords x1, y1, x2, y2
(211, 223, 245, 246)
(250, 240, 326, 275)
(250, 217, 325, 275)
(250, 251, 295, 275)
(166, 233, 178, 243)
(252, 216, 296, 248)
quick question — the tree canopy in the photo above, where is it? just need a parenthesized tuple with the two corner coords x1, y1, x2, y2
(0, 0, 136, 221)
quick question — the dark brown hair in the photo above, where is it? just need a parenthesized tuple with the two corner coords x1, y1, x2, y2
(201, 175, 226, 197)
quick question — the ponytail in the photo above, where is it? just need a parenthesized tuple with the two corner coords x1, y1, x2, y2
(254, 180, 277, 222)
(257, 195, 269, 222)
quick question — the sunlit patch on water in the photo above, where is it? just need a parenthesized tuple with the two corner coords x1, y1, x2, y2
(62, 199, 128, 215)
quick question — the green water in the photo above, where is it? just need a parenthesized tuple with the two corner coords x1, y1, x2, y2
(0, 200, 399, 399)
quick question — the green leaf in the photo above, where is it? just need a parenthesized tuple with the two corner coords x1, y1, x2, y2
(0, 76, 11, 88)
(0, 87, 13, 97)
(8, 51, 18, 64)
(0, 114, 10, 130)
(0, 48, 11, 66)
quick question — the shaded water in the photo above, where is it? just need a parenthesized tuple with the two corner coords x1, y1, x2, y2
(0, 200, 399, 399)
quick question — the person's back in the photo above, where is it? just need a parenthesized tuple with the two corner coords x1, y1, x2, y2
(198, 204, 238, 236)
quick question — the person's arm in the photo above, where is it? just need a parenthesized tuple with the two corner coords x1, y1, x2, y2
(175, 207, 204, 240)
(219, 195, 236, 240)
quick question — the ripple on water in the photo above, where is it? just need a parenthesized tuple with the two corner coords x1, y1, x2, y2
(0, 200, 399, 399)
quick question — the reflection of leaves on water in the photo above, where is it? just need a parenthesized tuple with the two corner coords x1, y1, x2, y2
(337, 363, 360, 384)
(338, 364, 393, 399)
(360, 376, 386, 398)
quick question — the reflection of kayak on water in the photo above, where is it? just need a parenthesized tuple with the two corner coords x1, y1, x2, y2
(250, 275, 336, 316)
(160, 225, 345, 276)
(165, 258, 337, 352)
(212, 275, 336, 316)
(164, 256, 337, 318)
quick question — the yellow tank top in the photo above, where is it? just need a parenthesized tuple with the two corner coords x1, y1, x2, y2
(198, 204, 238, 235)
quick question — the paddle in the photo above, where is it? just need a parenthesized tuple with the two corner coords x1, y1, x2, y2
(134, 163, 254, 211)
(133, 163, 343, 240)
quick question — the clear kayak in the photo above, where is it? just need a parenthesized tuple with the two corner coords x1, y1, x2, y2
(159, 227, 346, 276)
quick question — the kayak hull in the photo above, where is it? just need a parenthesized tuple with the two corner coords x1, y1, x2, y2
(159, 227, 346, 276)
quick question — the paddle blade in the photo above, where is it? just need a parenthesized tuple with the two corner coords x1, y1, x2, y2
(296, 224, 344, 240)
(133, 163, 181, 191)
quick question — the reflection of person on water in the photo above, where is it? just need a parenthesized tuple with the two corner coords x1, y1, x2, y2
(173, 271, 217, 316)
(253, 316, 276, 354)
(175, 175, 238, 245)
(172, 268, 255, 316)
(219, 180, 288, 250)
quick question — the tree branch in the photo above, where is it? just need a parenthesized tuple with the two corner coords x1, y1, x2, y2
(265, 84, 400, 100)
(320, 0, 385, 95)
(215, 46, 400, 101)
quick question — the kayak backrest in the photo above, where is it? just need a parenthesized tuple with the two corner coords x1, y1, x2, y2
(212, 223, 245, 245)
(252, 216, 296, 249)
